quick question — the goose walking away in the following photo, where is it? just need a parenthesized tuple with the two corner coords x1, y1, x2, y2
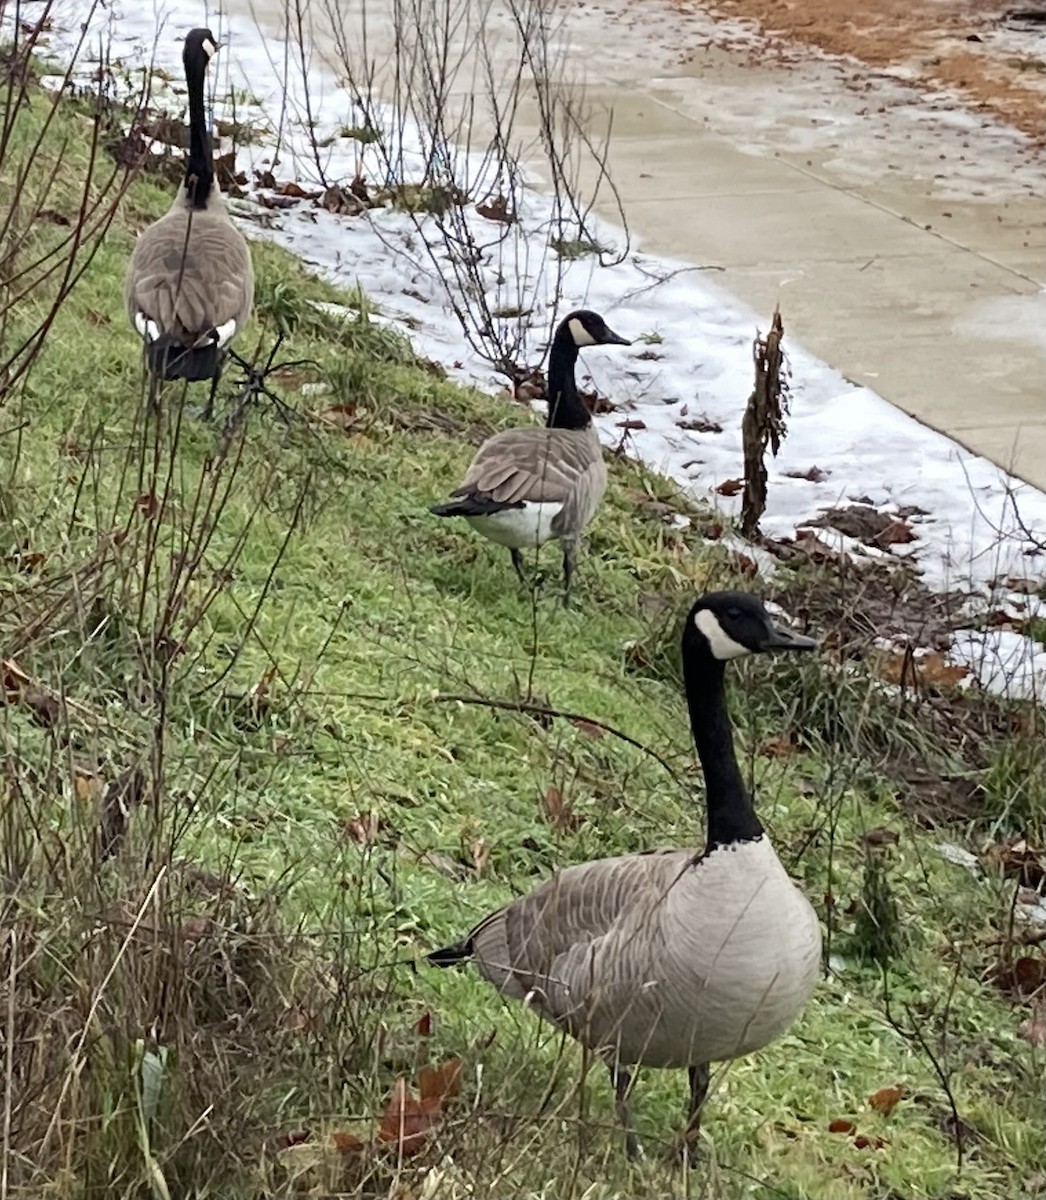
(427, 591, 822, 1159)
(429, 310, 630, 606)
(124, 28, 253, 417)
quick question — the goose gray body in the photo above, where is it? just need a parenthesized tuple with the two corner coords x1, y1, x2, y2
(444, 423, 606, 551)
(125, 29, 253, 394)
(430, 310, 629, 603)
(429, 590, 823, 1156)
(464, 839, 820, 1069)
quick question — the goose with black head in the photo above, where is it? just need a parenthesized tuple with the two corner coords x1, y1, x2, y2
(427, 591, 823, 1159)
(124, 28, 254, 416)
(429, 309, 630, 606)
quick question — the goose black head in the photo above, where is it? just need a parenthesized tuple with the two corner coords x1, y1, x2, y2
(685, 590, 818, 662)
(559, 309, 631, 349)
(183, 27, 220, 72)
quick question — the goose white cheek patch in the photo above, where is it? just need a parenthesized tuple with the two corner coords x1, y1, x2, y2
(694, 608, 751, 661)
(568, 317, 597, 347)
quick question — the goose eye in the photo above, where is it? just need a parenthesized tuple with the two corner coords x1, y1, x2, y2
(726, 607, 742, 620)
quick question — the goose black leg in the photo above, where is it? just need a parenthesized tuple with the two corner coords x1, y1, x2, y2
(510, 548, 527, 586)
(683, 1063, 710, 1155)
(610, 1066, 641, 1161)
(200, 364, 222, 423)
(561, 541, 577, 608)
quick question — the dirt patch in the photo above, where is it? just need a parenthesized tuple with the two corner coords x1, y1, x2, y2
(703, 0, 1045, 140)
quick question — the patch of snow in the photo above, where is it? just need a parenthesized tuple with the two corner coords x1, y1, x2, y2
(12, 1, 1046, 703)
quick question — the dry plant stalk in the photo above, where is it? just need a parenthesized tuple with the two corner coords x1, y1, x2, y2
(741, 307, 790, 538)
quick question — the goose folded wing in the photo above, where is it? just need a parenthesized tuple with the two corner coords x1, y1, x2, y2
(469, 849, 687, 1024)
(456, 430, 595, 505)
(128, 220, 252, 342)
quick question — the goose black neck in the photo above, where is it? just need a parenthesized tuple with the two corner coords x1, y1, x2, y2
(683, 645, 763, 853)
(545, 328, 591, 431)
(184, 56, 214, 208)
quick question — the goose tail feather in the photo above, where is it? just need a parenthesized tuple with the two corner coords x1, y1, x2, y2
(426, 938, 474, 967)
(430, 495, 522, 518)
(146, 335, 223, 382)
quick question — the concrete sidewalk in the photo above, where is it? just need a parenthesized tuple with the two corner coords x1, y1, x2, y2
(231, 0, 1045, 489)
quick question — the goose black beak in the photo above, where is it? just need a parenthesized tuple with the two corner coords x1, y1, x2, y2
(759, 623, 818, 653)
(601, 327, 631, 347)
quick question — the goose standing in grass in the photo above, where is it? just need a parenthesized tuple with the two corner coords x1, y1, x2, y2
(428, 591, 822, 1159)
(429, 309, 630, 606)
(124, 28, 253, 417)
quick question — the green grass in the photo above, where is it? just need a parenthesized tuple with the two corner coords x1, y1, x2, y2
(0, 73, 1043, 1200)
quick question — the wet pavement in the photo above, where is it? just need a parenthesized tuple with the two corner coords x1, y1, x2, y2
(230, 0, 1045, 488)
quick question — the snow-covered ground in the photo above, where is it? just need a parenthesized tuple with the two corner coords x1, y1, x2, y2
(14, 0, 1046, 697)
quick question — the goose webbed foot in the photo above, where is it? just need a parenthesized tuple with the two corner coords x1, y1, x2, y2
(610, 1066, 642, 1162)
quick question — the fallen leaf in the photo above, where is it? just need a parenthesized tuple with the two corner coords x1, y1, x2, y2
(330, 1131, 365, 1153)
(315, 403, 360, 430)
(542, 785, 581, 832)
(475, 193, 515, 223)
(469, 837, 490, 874)
(862, 827, 900, 848)
(716, 477, 744, 497)
(759, 735, 798, 759)
(733, 552, 759, 577)
(258, 193, 300, 210)
(785, 465, 830, 483)
(853, 1134, 887, 1149)
(570, 717, 605, 739)
(915, 653, 968, 690)
(136, 491, 160, 518)
(415, 1011, 432, 1038)
(877, 519, 916, 546)
(276, 1129, 313, 1149)
(868, 1085, 904, 1116)
(275, 180, 318, 198)
(828, 1119, 856, 1134)
(377, 1078, 439, 1156)
(418, 1057, 462, 1104)
(1018, 1006, 1046, 1047)
(616, 418, 646, 431)
(344, 811, 383, 846)
(677, 416, 722, 434)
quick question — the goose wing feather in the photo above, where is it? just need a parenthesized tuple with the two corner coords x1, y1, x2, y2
(126, 208, 253, 343)
(468, 849, 692, 1028)
(456, 427, 602, 506)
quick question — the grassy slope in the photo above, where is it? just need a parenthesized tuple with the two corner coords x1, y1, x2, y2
(0, 82, 1042, 1200)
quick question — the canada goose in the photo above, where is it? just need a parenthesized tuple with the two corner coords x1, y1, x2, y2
(428, 590, 821, 1158)
(124, 28, 253, 418)
(429, 310, 630, 606)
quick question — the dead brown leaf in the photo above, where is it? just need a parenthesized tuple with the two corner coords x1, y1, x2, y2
(758, 735, 799, 759)
(862, 826, 900, 848)
(868, 1085, 904, 1116)
(314, 403, 360, 430)
(418, 1057, 462, 1104)
(1018, 1005, 1046, 1047)
(542, 785, 581, 832)
(570, 717, 606, 739)
(853, 1134, 888, 1149)
(785, 465, 830, 483)
(343, 810, 384, 846)
(470, 837, 490, 874)
(415, 1011, 432, 1038)
(330, 1131, 365, 1153)
(616, 418, 647, 431)
(376, 1078, 440, 1156)
(828, 1118, 856, 1134)
(475, 193, 515, 223)
(716, 477, 744, 497)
